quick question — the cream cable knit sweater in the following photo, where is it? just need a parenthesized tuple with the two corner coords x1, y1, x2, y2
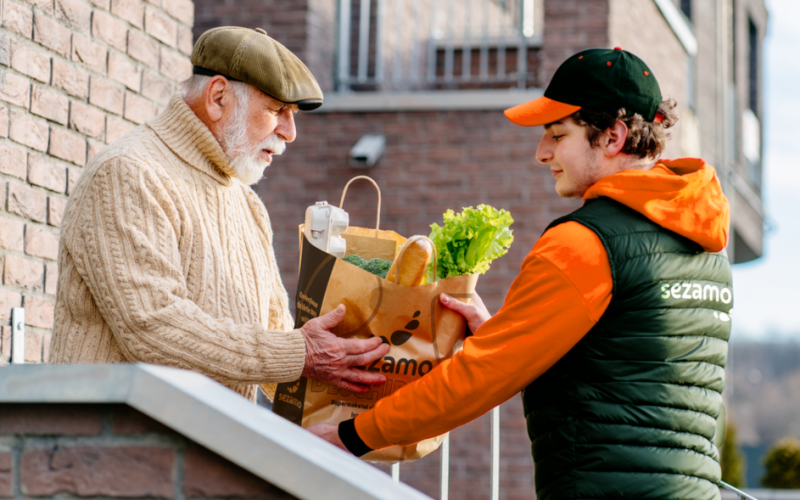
(50, 94, 305, 402)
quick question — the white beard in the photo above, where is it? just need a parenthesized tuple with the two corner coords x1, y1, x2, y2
(219, 89, 287, 186)
(226, 132, 286, 186)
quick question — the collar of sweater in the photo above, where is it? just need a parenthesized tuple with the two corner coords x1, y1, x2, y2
(147, 93, 237, 186)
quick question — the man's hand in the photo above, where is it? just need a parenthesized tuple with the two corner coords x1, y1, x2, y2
(307, 423, 346, 451)
(301, 305, 390, 393)
(440, 292, 492, 334)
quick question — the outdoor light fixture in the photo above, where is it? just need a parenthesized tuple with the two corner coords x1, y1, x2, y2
(349, 134, 386, 168)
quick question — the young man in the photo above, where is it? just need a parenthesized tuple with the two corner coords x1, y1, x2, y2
(311, 48, 733, 499)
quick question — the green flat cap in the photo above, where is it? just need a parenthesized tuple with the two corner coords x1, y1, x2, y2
(191, 26, 323, 110)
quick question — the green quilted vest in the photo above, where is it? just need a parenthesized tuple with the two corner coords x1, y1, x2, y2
(522, 197, 732, 500)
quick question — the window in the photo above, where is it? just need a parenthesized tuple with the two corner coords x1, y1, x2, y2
(748, 18, 759, 114)
(680, 0, 692, 21)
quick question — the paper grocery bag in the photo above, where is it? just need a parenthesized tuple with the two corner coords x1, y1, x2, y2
(271, 177, 478, 463)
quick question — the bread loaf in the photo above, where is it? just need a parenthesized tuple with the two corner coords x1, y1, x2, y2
(386, 236, 433, 286)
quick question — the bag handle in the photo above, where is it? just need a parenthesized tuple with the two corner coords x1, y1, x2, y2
(393, 235, 438, 285)
(340, 176, 381, 237)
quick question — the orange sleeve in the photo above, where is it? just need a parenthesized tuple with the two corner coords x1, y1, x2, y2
(355, 222, 613, 450)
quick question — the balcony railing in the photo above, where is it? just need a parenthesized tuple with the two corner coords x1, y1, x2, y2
(335, 0, 542, 92)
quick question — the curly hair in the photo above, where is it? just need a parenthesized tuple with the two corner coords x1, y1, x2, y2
(571, 98, 679, 159)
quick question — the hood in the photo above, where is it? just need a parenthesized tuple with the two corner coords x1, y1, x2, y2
(583, 158, 730, 252)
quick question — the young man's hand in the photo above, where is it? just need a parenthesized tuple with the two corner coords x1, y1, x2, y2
(307, 423, 346, 450)
(300, 305, 390, 393)
(440, 292, 492, 334)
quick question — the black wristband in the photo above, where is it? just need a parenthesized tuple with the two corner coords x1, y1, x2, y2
(338, 418, 374, 457)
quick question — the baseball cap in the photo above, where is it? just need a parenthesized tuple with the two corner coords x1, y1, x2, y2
(191, 26, 323, 111)
(504, 47, 662, 127)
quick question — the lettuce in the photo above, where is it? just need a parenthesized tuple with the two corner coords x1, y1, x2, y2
(427, 205, 514, 280)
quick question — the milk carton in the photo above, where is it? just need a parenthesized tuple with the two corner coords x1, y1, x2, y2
(303, 201, 348, 258)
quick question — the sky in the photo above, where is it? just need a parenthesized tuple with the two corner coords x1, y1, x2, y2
(730, 0, 799, 340)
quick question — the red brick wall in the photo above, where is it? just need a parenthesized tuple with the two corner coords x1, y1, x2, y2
(259, 110, 579, 316)
(193, 0, 309, 58)
(0, 403, 297, 499)
(540, 0, 610, 83)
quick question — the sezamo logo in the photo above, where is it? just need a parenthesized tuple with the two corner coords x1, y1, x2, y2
(366, 310, 434, 377)
(287, 380, 301, 394)
(277, 392, 302, 410)
(660, 282, 732, 304)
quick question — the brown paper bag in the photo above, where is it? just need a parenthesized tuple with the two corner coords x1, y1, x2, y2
(272, 177, 477, 463)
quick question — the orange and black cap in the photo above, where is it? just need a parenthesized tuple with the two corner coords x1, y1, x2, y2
(505, 47, 662, 127)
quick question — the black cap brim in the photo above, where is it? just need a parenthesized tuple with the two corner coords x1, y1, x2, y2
(296, 100, 323, 111)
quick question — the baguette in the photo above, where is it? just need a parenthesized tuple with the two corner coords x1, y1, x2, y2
(386, 236, 433, 286)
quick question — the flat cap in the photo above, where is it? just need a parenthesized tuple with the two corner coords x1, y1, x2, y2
(191, 26, 323, 110)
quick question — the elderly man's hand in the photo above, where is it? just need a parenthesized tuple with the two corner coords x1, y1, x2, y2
(300, 305, 390, 393)
(307, 423, 347, 451)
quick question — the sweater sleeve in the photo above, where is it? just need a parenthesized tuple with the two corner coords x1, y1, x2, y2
(350, 221, 613, 450)
(258, 195, 299, 400)
(65, 158, 306, 385)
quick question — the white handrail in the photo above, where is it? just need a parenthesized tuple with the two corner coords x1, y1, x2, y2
(10, 307, 24, 364)
(393, 406, 501, 499)
(719, 481, 761, 500)
(0, 363, 432, 500)
(440, 433, 450, 500)
(490, 406, 500, 500)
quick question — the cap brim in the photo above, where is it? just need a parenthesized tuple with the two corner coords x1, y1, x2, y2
(504, 96, 581, 127)
(296, 100, 323, 111)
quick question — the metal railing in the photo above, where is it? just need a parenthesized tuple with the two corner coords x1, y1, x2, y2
(336, 0, 541, 92)
(390, 405, 501, 499)
(719, 481, 761, 500)
(9, 307, 24, 365)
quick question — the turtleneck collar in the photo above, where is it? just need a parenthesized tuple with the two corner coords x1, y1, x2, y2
(147, 93, 236, 186)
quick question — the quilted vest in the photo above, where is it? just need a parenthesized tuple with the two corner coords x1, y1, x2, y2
(523, 197, 732, 500)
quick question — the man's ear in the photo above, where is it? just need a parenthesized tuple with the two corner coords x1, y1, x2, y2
(603, 120, 628, 157)
(204, 75, 231, 123)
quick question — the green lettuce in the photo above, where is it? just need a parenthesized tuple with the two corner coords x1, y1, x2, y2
(427, 205, 514, 280)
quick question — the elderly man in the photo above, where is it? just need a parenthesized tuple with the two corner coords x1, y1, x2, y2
(49, 27, 389, 402)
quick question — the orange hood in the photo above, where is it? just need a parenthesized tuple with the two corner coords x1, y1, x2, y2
(583, 158, 731, 252)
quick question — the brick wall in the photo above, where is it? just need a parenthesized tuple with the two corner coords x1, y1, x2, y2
(261, 110, 578, 329)
(0, 403, 296, 499)
(609, 0, 687, 160)
(539, 0, 610, 84)
(193, 0, 307, 53)
(0, 0, 194, 365)
(192, 0, 301, 58)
